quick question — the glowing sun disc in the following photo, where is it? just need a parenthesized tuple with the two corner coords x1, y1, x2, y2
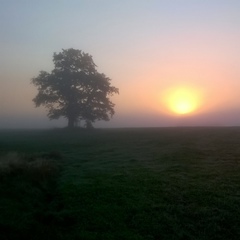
(165, 87, 201, 115)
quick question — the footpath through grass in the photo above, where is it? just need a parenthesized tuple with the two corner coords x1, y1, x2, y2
(1, 127, 240, 239)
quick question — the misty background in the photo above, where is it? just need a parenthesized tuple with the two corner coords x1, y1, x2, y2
(1, 0, 240, 129)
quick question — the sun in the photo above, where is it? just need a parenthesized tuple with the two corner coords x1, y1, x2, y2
(164, 87, 202, 115)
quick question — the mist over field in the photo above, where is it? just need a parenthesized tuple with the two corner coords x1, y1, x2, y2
(1, 2, 240, 239)
(1, 109, 240, 129)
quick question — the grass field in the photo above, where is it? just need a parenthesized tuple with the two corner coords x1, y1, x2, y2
(1, 127, 240, 240)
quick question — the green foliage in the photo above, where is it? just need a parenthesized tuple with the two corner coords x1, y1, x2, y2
(1, 127, 240, 239)
(31, 49, 119, 128)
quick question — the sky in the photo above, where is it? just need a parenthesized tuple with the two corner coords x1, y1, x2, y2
(1, 0, 240, 128)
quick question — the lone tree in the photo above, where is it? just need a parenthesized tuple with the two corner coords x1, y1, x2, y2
(31, 48, 119, 128)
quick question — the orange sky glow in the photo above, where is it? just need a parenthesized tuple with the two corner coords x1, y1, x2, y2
(1, 1, 240, 128)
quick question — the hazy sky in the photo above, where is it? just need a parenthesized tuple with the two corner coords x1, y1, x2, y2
(1, 0, 240, 128)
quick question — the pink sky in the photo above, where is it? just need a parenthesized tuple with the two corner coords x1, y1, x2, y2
(1, 0, 240, 128)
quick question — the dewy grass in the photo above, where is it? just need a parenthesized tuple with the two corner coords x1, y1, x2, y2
(1, 127, 240, 239)
(0, 152, 62, 240)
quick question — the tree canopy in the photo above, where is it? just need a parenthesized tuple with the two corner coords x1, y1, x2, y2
(31, 48, 119, 128)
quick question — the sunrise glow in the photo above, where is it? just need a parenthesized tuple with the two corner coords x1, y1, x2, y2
(1, 1, 240, 128)
(164, 87, 202, 115)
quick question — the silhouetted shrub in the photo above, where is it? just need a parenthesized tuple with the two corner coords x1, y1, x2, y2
(0, 152, 25, 177)
(0, 152, 59, 181)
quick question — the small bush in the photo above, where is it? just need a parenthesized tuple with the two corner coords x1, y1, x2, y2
(0, 152, 25, 176)
(0, 152, 60, 182)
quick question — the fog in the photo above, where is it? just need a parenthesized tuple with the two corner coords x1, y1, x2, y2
(1, 108, 240, 129)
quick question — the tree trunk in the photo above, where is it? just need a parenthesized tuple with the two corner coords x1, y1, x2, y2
(85, 120, 93, 129)
(68, 117, 75, 128)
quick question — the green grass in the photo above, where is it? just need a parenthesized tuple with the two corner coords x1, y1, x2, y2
(1, 127, 240, 239)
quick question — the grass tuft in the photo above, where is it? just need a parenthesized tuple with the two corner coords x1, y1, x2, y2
(0, 152, 59, 181)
